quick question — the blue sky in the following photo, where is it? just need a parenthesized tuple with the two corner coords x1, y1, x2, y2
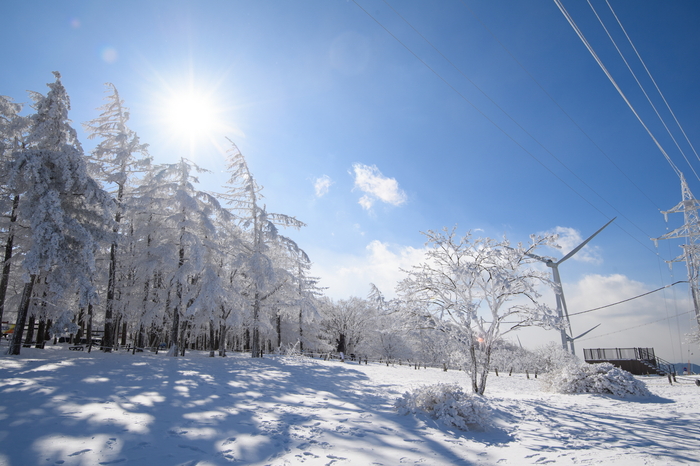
(3, 0, 700, 364)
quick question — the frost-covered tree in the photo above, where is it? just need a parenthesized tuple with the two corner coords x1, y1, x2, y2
(533, 341, 579, 373)
(320, 296, 375, 357)
(293, 252, 323, 352)
(397, 228, 561, 395)
(131, 158, 228, 356)
(0, 95, 29, 328)
(220, 140, 305, 358)
(363, 284, 414, 361)
(83, 83, 150, 351)
(7, 72, 113, 355)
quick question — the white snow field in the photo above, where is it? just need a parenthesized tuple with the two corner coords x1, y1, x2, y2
(0, 346, 699, 466)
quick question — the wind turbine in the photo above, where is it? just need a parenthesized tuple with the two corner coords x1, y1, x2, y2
(527, 218, 615, 355)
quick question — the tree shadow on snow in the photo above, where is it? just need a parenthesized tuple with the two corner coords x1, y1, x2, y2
(0, 349, 496, 465)
(501, 394, 700, 464)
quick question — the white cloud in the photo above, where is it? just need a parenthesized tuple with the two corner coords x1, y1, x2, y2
(314, 175, 333, 197)
(515, 273, 693, 363)
(310, 240, 427, 300)
(352, 163, 407, 210)
(542, 226, 603, 264)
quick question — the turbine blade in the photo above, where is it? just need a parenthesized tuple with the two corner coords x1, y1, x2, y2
(568, 323, 601, 341)
(560, 217, 616, 263)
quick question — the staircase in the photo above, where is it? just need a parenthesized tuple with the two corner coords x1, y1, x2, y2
(583, 347, 675, 376)
(639, 356, 674, 376)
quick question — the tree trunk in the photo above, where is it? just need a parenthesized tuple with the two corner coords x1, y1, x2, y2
(76, 308, 85, 344)
(469, 343, 479, 394)
(9, 274, 37, 355)
(86, 304, 93, 352)
(36, 318, 45, 348)
(169, 304, 179, 356)
(337, 333, 346, 354)
(219, 322, 227, 357)
(251, 293, 261, 358)
(477, 347, 492, 396)
(209, 320, 215, 357)
(103, 182, 124, 352)
(121, 319, 128, 346)
(179, 320, 188, 357)
(0, 194, 19, 327)
(24, 315, 36, 346)
(45, 319, 52, 343)
(276, 312, 281, 350)
(299, 306, 303, 352)
(103, 241, 118, 352)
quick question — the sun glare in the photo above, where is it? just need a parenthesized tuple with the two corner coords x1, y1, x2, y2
(163, 92, 219, 139)
(145, 76, 244, 160)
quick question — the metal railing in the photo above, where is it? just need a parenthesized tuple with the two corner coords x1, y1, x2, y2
(584, 347, 656, 362)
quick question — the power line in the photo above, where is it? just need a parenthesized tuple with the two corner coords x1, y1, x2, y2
(349, 0, 602, 219)
(384, 0, 657, 243)
(603, 0, 700, 168)
(569, 280, 687, 317)
(580, 309, 693, 341)
(553, 0, 683, 179)
(459, 0, 662, 213)
(353, 0, 659, 256)
(586, 0, 700, 182)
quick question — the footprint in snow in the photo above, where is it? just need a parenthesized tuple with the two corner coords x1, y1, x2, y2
(222, 437, 237, 445)
(179, 444, 206, 453)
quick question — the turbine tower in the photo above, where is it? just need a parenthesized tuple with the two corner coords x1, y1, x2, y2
(654, 172, 700, 327)
(527, 218, 615, 354)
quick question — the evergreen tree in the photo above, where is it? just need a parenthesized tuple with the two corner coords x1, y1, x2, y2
(220, 140, 306, 357)
(7, 72, 113, 355)
(83, 83, 150, 351)
(0, 95, 29, 328)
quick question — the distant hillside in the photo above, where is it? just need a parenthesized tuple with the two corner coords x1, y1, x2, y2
(672, 363, 700, 375)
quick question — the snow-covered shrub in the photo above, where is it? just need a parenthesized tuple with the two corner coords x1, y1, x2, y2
(283, 341, 303, 357)
(533, 342, 579, 374)
(49, 311, 80, 338)
(395, 383, 491, 431)
(542, 362, 651, 397)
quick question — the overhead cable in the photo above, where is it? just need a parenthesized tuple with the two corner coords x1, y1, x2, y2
(604, 0, 700, 167)
(580, 309, 693, 341)
(553, 0, 683, 179)
(586, 0, 700, 182)
(354, 0, 658, 256)
(568, 280, 687, 316)
(460, 0, 662, 213)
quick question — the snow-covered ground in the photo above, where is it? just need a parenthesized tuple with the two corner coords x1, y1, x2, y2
(1, 346, 699, 465)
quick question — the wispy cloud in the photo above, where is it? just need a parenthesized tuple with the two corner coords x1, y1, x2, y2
(352, 163, 407, 210)
(310, 240, 428, 299)
(544, 226, 603, 264)
(314, 175, 333, 197)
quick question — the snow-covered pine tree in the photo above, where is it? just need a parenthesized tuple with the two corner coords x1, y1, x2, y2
(0, 95, 29, 329)
(292, 250, 323, 352)
(397, 228, 561, 395)
(7, 72, 114, 355)
(220, 140, 306, 358)
(83, 83, 150, 351)
(130, 158, 229, 356)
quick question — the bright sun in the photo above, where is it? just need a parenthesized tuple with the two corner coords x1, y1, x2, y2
(163, 92, 219, 139)
(148, 78, 244, 159)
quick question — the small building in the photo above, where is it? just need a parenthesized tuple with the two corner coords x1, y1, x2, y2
(583, 347, 673, 376)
